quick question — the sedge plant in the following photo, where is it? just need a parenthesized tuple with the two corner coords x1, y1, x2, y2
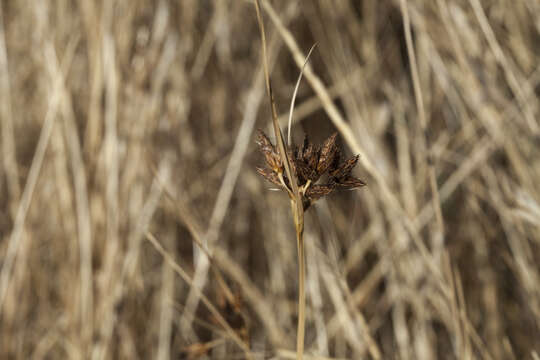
(254, 2, 366, 359)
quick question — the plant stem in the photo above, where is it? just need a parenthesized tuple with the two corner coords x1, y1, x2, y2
(295, 219, 305, 360)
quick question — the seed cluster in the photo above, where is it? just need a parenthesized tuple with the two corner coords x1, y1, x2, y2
(256, 130, 365, 210)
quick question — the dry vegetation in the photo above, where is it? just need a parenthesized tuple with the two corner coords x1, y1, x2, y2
(0, 0, 539, 359)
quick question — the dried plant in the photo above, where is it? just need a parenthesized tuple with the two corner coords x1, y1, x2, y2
(4, 0, 540, 358)
(253, 2, 364, 359)
(256, 131, 366, 211)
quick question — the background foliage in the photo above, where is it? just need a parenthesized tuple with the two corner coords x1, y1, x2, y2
(0, 0, 539, 358)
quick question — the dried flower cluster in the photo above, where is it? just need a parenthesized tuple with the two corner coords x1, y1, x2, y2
(256, 130, 365, 210)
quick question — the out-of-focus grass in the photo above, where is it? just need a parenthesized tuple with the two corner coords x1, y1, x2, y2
(0, 0, 539, 359)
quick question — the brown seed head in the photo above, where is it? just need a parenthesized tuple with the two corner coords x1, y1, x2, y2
(256, 131, 365, 210)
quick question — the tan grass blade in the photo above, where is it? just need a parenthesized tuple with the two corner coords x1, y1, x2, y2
(254, 0, 302, 221)
(288, 43, 317, 146)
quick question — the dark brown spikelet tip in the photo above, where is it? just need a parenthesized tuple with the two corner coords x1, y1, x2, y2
(317, 133, 338, 174)
(256, 167, 283, 188)
(294, 159, 314, 185)
(335, 175, 366, 189)
(330, 155, 359, 180)
(305, 143, 320, 174)
(298, 135, 309, 160)
(256, 130, 365, 210)
(306, 184, 335, 201)
(256, 130, 282, 173)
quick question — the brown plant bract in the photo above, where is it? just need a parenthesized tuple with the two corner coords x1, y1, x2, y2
(256, 130, 365, 210)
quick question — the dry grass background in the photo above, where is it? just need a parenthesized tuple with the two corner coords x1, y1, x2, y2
(0, 0, 539, 359)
